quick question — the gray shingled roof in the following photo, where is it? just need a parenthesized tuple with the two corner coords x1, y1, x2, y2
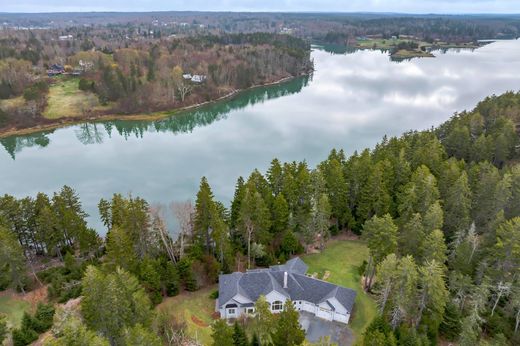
(218, 257, 356, 313)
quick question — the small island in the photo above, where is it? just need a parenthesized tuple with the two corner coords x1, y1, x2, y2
(354, 35, 479, 59)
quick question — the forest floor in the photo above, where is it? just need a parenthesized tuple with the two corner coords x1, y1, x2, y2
(157, 285, 218, 346)
(303, 239, 376, 342)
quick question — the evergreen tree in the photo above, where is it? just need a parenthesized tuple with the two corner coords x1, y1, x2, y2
(0, 226, 27, 293)
(211, 319, 233, 346)
(0, 314, 6, 345)
(443, 171, 472, 240)
(104, 226, 137, 273)
(232, 322, 248, 346)
(439, 302, 462, 341)
(81, 266, 153, 344)
(254, 295, 275, 344)
(123, 324, 162, 346)
(272, 300, 305, 346)
(363, 214, 398, 290)
(271, 194, 289, 235)
(422, 229, 448, 265)
(238, 183, 271, 268)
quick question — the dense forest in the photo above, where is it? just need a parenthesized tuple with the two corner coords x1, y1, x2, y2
(1, 12, 519, 43)
(0, 91, 520, 345)
(0, 30, 312, 131)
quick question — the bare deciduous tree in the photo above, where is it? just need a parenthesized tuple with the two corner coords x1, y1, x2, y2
(170, 200, 194, 259)
(150, 205, 177, 264)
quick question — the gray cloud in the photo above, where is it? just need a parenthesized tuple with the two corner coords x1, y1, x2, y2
(0, 0, 518, 13)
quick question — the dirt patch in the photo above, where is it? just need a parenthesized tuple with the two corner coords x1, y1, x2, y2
(191, 315, 208, 327)
(0, 286, 48, 311)
(330, 232, 360, 242)
(211, 312, 221, 320)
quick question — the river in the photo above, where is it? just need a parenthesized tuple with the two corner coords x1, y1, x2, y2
(1, 40, 519, 234)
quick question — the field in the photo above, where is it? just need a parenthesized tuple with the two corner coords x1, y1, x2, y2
(0, 294, 30, 330)
(43, 78, 109, 119)
(356, 38, 429, 50)
(157, 239, 375, 345)
(157, 285, 217, 346)
(303, 239, 377, 340)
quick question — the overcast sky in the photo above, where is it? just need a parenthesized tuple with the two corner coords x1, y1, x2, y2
(0, 0, 519, 14)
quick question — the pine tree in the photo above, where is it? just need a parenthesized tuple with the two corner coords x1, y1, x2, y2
(272, 300, 305, 346)
(0, 314, 6, 345)
(104, 226, 138, 273)
(232, 322, 248, 346)
(238, 183, 271, 268)
(271, 194, 289, 235)
(123, 323, 162, 346)
(443, 171, 472, 240)
(81, 266, 153, 344)
(363, 214, 398, 290)
(0, 226, 27, 293)
(254, 295, 275, 344)
(211, 319, 233, 346)
(415, 260, 448, 328)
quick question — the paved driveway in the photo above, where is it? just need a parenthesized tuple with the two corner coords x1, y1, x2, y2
(299, 312, 354, 345)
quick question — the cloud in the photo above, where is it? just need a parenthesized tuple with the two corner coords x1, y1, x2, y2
(0, 0, 518, 13)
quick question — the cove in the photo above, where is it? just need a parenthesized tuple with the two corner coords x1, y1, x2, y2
(1, 40, 519, 234)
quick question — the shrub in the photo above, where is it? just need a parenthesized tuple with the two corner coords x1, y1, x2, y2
(209, 290, 219, 299)
(34, 303, 55, 331)
(78, 78, 95, 92)
(12, 327, 38, 346)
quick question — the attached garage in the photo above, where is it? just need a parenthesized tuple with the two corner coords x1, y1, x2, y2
(316, 307, 333, 321)
(333, 312, 349, 323)
(302, 301, 316, 313)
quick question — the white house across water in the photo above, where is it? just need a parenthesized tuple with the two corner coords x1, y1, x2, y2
(216, 258, 356, 324)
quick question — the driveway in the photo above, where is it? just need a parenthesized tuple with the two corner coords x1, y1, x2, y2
(299, 312, 354, 345)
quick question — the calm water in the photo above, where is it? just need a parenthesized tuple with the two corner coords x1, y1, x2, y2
(1, 40, 520, 233)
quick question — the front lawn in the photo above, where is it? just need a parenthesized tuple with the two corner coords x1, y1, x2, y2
(302, 239, 377, 340)
(156, 285, 217, 345)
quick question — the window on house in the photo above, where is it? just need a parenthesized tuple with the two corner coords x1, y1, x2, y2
(272, 301, 283, 311)
(246, 308, 255, 314)
(228, 308, 236, 314)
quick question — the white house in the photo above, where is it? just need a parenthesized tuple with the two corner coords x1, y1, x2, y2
(216, 258, 356, 324)
(191, 75, 207, 83)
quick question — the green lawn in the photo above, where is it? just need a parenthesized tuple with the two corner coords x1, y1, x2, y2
(157, 285, 217, 345)
(43, 79, 109, 119)
(0, 295, 30, 329)
(302, 239, 377, 340)
(157, 240, 376, 345)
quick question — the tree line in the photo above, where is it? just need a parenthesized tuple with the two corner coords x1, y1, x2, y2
(0, 91, 519, 345)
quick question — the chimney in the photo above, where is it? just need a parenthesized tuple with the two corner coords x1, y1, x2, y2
(283, 271, 288, 288)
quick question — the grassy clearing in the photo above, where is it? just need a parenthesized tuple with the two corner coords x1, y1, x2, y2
(356, 38, 428, 50)
(391, 49, 434, 59)
(302, 239, 377, 340)
(157, 285, 217, 345)
(0, 96, 25, 112)
(0, 295, 30, 329)
(43, 79, 109, 119)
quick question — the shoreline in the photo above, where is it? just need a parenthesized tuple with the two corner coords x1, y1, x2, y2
(0, 74, 303, 139)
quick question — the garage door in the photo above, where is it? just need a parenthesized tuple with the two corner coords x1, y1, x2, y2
(316, 307, 333, 321)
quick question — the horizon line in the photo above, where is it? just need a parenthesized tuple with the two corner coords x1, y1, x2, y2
(0, 10, 519, 16)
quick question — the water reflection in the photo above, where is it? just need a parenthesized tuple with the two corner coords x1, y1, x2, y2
(1, 75, 310, 158)
(1, 41, 519, 233)
(1, 131, 53, 159)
